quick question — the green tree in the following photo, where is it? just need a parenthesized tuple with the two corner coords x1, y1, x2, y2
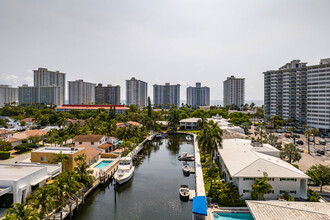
(310, 128, 318, 151)
(241, 122, 251, 135)
(271, 115, 282, 130)
(3, 203, 40, 220)
(288, 126, 297, 144)
(74, 155, 95, 188)
(207, 167, 219, 189)
(168, 107, 181, 131)
(196, 118, 207, 130)
(0, 140, 13, 151)
(197, 120, 223, 169)
(306, 164, 330, 192)
(252, 172, 273, 200)
(254, 125, 268, 142)
(280, 143, 301, 164)
(52, 151, 69, 171)
(265, 134, 282, 149)
(129, 104, 138, 112)
(28, 135, 42, 145)
(147, 96, 152, 117)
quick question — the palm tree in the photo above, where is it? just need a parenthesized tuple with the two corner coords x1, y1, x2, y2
(74, 155, 95, 188)
(168, 107, 180, 131)
(311, 128, 318, 151)
(280, 143, 302, 164)
(288, 126, 297, 144)
(3, 203, 40, 220)
(306, 164, 330, 192)
(52, 151, 69, 171)
(27, 185, 57, 219)
(196, 118, 207, 130)
(304, 130, 312, 154)
(241, 122, 251, 135)
(197, 120, 223, 169)
(254, 125, 268, 142)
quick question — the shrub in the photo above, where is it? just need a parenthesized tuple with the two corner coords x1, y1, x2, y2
(0, 141, 13, 151)
(307, 189, 321, 202)
(291, 164, 299, 169)
(0, 151, 11, 159)
(14, 143, 34, 153)
(283, 192, 295, 201)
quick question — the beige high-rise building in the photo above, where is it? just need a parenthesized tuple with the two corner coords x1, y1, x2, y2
(223, 76, 245, 108)
(69, 80, 96, 104)
(0, 85, 18, 107)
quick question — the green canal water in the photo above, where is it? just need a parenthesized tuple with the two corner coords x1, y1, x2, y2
(73, 135, 196, 220)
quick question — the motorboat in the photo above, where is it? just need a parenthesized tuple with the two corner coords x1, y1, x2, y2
(182, 164, 190, 175)
(114, 157, 135, 185)
(179, 185, 189, 201)
(186, 135, 192, 141)
(190, 167, 195, 174)
(178, 152, 195, 161)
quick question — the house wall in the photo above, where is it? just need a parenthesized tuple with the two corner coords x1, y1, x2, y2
(31, 150, 85, 172)
(74, 136, 108, 148)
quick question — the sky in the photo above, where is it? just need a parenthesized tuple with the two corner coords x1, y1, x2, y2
(0, 0, 330, 102)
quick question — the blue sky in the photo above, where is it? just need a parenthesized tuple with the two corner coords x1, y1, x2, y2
(0, 0, 330, 101)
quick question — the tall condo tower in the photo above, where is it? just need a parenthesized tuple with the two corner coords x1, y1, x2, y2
(126, 77, 148, 107)
(223, 76, 245, 108)
(187, 82, 210, 107)
(0, 85, 18, 107)
(68, 80, 96, 104)
(95, 84, 121, 105)
(153, 83, 180, 108)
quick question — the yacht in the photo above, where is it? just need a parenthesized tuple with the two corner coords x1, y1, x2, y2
(114, 157, 135, 185)
(178, 152, 195, 161)
(186, 135, 192, 141)
(182, 164, 190, 175)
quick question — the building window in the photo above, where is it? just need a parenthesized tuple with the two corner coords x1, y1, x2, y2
(243, 178, 256, 181)
(268, 178, 274, 181)
(280, 178, 297, 181)
(243, 190, 250, 193)
(41, 157, 47, 162)
(91, 142, 94, 145)
(280, 190, 296, 194)
(79, 142, 82, 144)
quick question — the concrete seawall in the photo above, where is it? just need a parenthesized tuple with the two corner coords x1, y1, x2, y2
(192, 133, 206, 196)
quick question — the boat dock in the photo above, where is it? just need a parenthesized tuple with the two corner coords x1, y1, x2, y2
(189, 190, 196, 200)
(192, 133, 206, 197)
(127, 133, 156, 160)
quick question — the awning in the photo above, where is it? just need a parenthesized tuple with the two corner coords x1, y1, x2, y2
(192, 196, 207, 216)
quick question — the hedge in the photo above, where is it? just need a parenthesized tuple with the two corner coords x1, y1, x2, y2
(0, 151, 11, 159)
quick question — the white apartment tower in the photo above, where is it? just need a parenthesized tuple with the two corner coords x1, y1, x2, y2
(153, 83, 180, 108)
(0, 85, 18, 107)
(69, 80, 96, 104)
(126, 77, 148, 107)
(223, 76, 245, 108)
(264, 58, 330, 132)
(33, 68, 66, 105)
(187, 83, 210, 107)
(18, 85, 61, 106)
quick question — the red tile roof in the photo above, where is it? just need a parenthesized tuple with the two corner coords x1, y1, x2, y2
(74, 135, 106, 142)
(76, 144, 101, 161)
(98, 143, 112, 150)
(56, 104, 128, 111)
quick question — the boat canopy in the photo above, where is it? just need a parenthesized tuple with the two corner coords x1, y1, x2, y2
(192, 196, 207, 216)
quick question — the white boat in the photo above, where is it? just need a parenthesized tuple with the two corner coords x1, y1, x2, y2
(182, 164, 190, 175)
(179, 185, 189, 201)
(186, 135, 192, 141)
(114, 157, 135, 185)
(190, 167, 195, 174)
(178, 152, 195, 161)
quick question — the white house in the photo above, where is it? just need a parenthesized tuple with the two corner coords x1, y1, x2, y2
(74, 135, 119, 153)
(0, 116, 20, 129)
(0, 162, 61, 206)
(217, 139, 309, 200)
(179, 118, 201, 130)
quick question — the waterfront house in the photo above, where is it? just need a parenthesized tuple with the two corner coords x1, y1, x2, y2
(217, 139, 309, 200)
(179, 118, 201, 130)
(13, 129, 47, 141)
(0, 162, 61, 206)
(0, 116, 20, 129)
(116, 121, 142, 129)
(31, 147, 85, 171)
(74, 135, 118, 153)
(76, 144, 101, 165)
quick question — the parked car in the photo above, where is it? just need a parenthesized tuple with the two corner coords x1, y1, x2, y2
(309, 137, 314, 142)
(295, 134, 301, 138)
(298, 147, 304, 152)
(285, 134, 291, 138)
(325, 138, 330, 143)
(296, 140, 304, 145)
(316, 150, 325, 155)
(319, 139, 326, 145)
(323, 146, 329, 151)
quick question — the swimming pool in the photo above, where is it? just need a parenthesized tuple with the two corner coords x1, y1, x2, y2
(213, 212, 254, 220)
(94, 160, 112, 169)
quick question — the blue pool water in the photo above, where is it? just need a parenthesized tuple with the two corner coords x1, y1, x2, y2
(94, 161, 112, 169)
(213, 212, 254, 220)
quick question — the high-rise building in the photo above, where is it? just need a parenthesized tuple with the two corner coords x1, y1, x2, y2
(264, 58, 330, 132)
(223, 76, 245, 108)
(187, 83, 210, 107)
(33, 68, 66, 105)
(69, 80, 96, 104)
(126, 77, 148, 107)
(306, 58, 330, 131)
(153, 83, 180, 108)
(264, 60, 307, 124)
(0, 85, 18, 107)
(95, 84, 121, 105)
(18, 85, 61, 106)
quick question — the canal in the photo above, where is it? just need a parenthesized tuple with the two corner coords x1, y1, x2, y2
(73, 135, 195, 220)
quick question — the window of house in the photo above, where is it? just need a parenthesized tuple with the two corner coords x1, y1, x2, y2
(268, 178, 275, 181)
(280, 190, 296, 194)
(243, 190, 250, 193)
(91, 142, 94, 145)
(280, 178, 296, 181)
(79, 142, 82, 145)
(41, 157, 47, 162)
(243, 178, 256, 181)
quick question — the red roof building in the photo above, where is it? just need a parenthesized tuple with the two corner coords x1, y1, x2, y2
(55, 104, 128, 114)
